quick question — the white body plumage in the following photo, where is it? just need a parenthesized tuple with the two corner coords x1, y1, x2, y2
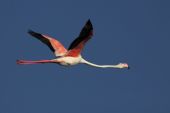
(56, 55, 82, 66)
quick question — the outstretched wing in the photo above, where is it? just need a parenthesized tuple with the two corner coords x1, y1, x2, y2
(66, 19, 93, 57)
(28, 30, 67, 56)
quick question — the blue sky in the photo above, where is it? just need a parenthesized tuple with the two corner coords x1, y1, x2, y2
(0, 0, 170, 113)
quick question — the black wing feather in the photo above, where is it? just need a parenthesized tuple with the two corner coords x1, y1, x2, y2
(68, 19, 93, 50)
(28, 30, 55, 52)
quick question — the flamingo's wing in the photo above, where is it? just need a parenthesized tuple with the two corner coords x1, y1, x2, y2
(28, 30, 67, 56)
(66, 19, 93, 57)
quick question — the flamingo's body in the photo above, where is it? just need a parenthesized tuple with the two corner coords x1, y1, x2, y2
(17, 20, 129, 69)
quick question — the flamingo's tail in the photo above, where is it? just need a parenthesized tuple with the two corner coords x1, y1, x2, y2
(16, 59, 53, 64)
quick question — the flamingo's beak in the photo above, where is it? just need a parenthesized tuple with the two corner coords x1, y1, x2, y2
(127, 66, 130, 70)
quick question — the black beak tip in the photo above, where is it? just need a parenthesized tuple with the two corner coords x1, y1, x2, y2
(127, 66, 130, 70)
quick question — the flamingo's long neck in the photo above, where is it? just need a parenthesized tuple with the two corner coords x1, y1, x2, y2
(80, 58, 120, 68)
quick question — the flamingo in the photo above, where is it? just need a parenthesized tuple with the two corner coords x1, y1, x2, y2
(17, 19, 129, 69)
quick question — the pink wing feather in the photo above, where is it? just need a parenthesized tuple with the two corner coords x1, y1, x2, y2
(28, 30, 67, 56)
(66, 19, 93, 57)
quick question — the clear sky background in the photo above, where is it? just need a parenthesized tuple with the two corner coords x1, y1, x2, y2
(0, 0, 170, 113)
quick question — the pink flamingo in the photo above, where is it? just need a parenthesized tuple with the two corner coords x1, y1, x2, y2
(17, 19, 129, 69)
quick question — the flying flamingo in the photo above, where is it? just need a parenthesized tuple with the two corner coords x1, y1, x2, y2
(17, 19, 129, 69)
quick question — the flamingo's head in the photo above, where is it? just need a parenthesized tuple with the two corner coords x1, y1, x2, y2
(117, 63, 130, 69)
